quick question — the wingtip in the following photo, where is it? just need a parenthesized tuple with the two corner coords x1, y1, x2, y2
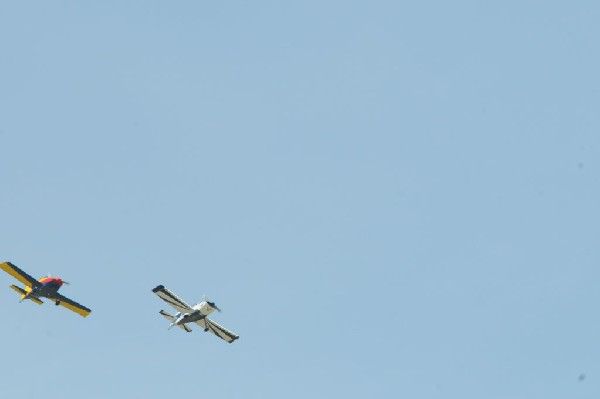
(152, 285, 165, 293)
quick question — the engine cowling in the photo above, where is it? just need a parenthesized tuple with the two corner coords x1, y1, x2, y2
(192, 301, 215, 316)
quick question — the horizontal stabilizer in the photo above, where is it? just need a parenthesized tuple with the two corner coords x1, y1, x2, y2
(159, 309, 176, 322)
(9, 285, 43, 305)
(159, 310, 192, 332)
(9, 284, 26, 295)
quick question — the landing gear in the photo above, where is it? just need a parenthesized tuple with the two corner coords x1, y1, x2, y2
(55, 301, 61, 306)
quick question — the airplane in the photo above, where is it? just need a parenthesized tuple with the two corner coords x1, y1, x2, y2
(152, 285, 239, 343)
(0, 261, 92, 318)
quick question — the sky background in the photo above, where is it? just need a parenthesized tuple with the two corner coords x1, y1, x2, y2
(1, 1, 599, 398)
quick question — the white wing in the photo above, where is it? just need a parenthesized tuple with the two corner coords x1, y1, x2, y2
(152, 285, 192, 313)
(195, 318, 239, 343)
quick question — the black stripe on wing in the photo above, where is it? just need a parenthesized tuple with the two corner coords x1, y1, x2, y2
(152, 285, 192, 312)
(207, 319, 240, 343)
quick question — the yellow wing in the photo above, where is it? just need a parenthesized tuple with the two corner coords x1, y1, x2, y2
(52, 293, 92, 318)
(0, 262, 41, 288)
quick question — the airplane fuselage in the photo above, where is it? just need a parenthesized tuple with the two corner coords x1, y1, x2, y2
(23, 277, 64, 302)
(174, 311, 204, 325)
(172, 301, 215, 327)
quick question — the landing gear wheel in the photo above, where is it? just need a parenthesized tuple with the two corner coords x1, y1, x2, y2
(55, 301, 61, 306)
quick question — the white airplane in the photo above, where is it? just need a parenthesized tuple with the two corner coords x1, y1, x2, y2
(151, 285, 239, 343)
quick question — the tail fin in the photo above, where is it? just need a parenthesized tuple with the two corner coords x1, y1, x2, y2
(9, 285, 44, 305)
(158, 310, 192, 332)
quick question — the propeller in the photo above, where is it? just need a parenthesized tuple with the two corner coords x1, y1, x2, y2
(202, 295, 222, 312)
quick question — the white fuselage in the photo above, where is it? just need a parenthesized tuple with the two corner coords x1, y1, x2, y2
(172, 301, 216, 327)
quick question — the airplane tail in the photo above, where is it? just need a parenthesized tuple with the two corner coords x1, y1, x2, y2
(9, 285, 44, 305)
(158, 310, 192, 332)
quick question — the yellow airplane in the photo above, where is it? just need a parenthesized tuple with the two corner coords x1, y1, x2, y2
(0, 261, 91, 317)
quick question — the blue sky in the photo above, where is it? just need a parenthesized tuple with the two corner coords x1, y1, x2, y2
(1, 1, 599, 398)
